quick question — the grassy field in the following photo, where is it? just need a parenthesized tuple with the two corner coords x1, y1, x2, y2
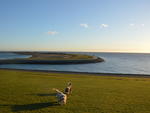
(0, 69, 150, 113)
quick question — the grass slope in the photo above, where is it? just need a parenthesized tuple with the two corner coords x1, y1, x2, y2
(0, 70, 150, 113)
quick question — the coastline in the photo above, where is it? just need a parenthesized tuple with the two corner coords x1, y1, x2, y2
(0, 68, 150, 78)
(0, 52, 104, 64)
(0, 58, 103, 64)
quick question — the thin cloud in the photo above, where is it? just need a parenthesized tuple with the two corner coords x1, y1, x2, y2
(47, 31, 58, 35)
(129, 24, 135, 27)
(129, 23, 145, 28)
(141, 24, 145, 27)
(80, 24, 89, 28)
(100, 24, 109, 28)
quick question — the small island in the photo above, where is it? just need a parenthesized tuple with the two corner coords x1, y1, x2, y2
(0, 52, 104, 64)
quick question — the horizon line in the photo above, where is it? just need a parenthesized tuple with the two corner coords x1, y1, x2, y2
(0, 50, 150, 54)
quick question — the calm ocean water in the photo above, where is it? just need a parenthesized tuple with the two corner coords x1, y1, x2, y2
(0, 52, 150, 75)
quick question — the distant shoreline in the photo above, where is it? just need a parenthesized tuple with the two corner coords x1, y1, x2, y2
(0, 68, 150, 78)
(0, 52, 104, 64)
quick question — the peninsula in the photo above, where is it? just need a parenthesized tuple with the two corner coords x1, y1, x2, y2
(0, 52, 104, 64)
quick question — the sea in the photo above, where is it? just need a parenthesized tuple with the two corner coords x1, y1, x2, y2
(0, 52, 150, 75)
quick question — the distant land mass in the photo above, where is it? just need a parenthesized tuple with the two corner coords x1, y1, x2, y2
(0, 52, 104, 64)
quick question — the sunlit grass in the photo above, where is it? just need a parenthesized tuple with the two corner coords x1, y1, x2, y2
(0, 69, 150, 113)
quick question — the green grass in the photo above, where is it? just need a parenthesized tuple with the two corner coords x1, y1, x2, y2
(0, 70, 150, 113)
(27, 53, 95, 60)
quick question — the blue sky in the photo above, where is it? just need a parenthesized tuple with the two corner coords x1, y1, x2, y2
(0, 0, 150, 52)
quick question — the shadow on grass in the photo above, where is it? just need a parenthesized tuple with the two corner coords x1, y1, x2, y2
(12, 102, 58, 112)
(27, 93, 56, 97)
(0, 93, 58, 112)
(0, 101, 59, 112)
